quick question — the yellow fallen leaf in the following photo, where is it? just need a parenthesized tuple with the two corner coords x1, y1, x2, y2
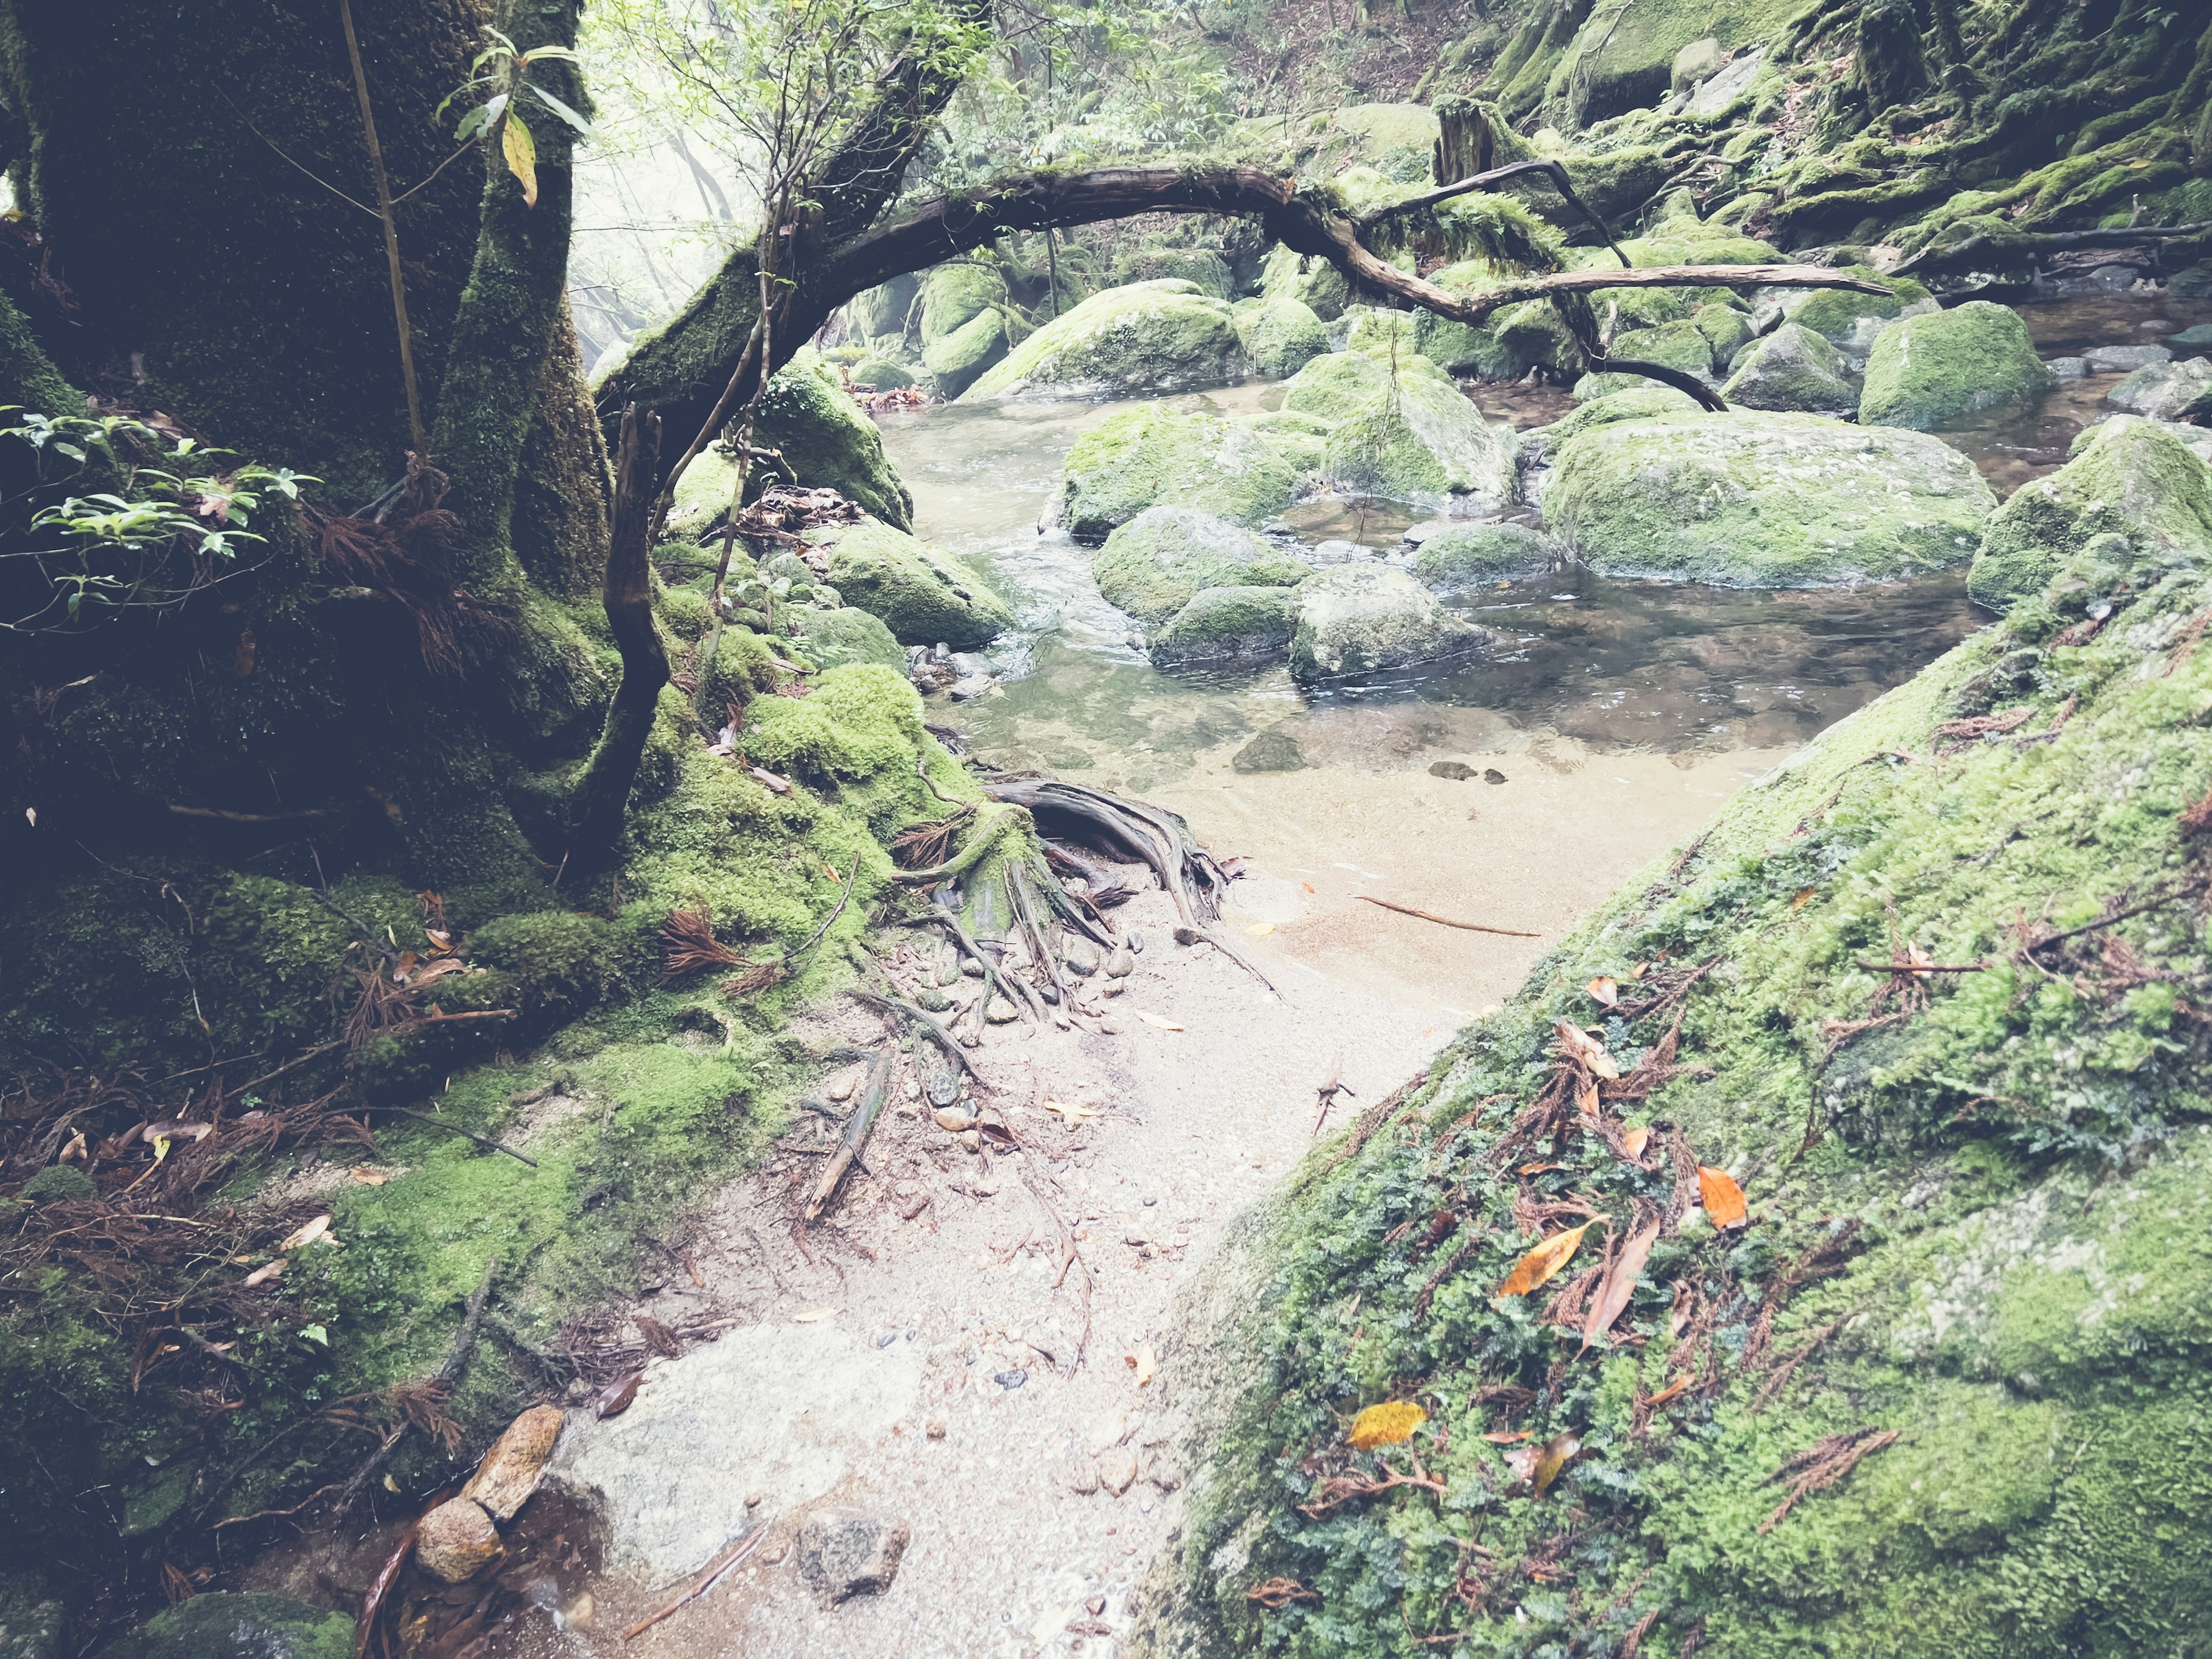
(279, 1214, 331, 1252)
(791, 1307, 836, 1323)
(1532, 1431, 1582, 1495)
(1496, 1222, 1592, 1298)
(1249, 922, 1276, 937)
(1586, 975, 1619, 1007)
(1134, 1342, 1157, 1387)
(1347, 1401, 1426, 1449)
(1039, 1100, 1099, 1123)
(350, 1168, 388, 1186)
(1134, 1010, 1184, 1031)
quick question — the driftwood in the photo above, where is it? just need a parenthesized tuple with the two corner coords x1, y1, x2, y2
(805, 1051, 891, 1221)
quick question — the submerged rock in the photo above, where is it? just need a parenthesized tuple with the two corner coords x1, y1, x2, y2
(96, 1595, 350, 1659)
(1409, 522, 1556, 592)
(808, 521, 1014, 648)
(1547, 411, 1996, 586)
(1720, 321, 1859, 415)
(1232, 724, 1306, 772)
(1150, 585, 1302, 667)
(1968, 416, 2212, 611)
(1858, 300, 2055, 431)
(1234, 296, 1330, 378)
(1058, 406, 1313, 540)
(962, 280, 1241, 402)
(1092, 507, 1311, 623)
(1289, 565, 1486, 680)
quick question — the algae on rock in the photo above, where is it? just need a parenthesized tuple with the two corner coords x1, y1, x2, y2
(1058, 406, 1315, 540)
(1091, 506, 1313, 624)
(806, 520, 1014, 648)
(962, 279, 1242, 402)
(1858, 301, 2055, 433)
(1150, 585, 1301, 668)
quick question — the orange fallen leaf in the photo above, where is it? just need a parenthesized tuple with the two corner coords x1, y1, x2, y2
(1483, 1429, 1535, 1444)
(1586, 976, 1619, 1007)
(350, 1168, 388, 1185)
(279, 1214, 331, 1252)
(1301, 882, 1315, 893)
(1643, 1376, 1692, 1408)
(1497, 1222, 1592, 1297)
(1581, 1217, 1661, 1353)
(1620, 1126, 1652, 1160)
(1791, 888, 1816, 911)
(1516, 1161, 1562, 1176)
(1347, 1402, 1427, 1449)
(1577, 1077, 1600, 1118)
(1698, 1166, 1748, 1229)
(1553, 1020, 1620, 1080)
(1627, 962, 1648, 980)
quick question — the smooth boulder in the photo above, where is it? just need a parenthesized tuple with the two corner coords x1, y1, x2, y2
(1410, 522, 1556, 592)
(1235, 296, 1330, 378)
(1092, 507, 1312, 623)
(1859, 300, 2054, 431)
(1290, 564, 1485, 680)
(1547, 411, 1997, 586)
(1058, 407, 1313, 540)
(2107, 357, 2212, 423)
(808, 520, 1014, 648)
(1968, 417, 2212, 611)
(1150, 585, 1301, 667)
(1721, 321, 1859, 415)
(922, 306, 1007, 397)
(962, 280, 1241, 402)
(1783, 264, 1937, 365)
(1319, 359, 1520, 510)
(749, 349, 915, 530)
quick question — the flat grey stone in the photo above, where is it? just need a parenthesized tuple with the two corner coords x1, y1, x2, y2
(2083, 344, 2172, 373)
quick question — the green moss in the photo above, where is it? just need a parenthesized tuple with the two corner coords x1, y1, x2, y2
(1150, 585, 1301, 667)
(749, 348, 914, 530)
(1320, 365, 1521, 510)
(1572, 317, 1717, 401)
(1548, 411, 1996, 585)
(1259, 245, 1352, 322)
(810, 520, 1013, 648)
(1968, 418, 2212, 612)
(1237, 296, 1330, 379)
(1282, 351, 1395, 422)
(919, 262, 1005, 344)
(1790, 264, 1933, 349)
(1720, 320, 1860, 414)
(922, 305, 1007, 396)
(1092, 507, 1313, 623)
(1410, 522, 1556, 592)
(98, 1593, 351, 1659)
(20, 1165, 94, 1203)
(787, 604, 905, 673)
(1860, 301, 2056, 433)
(1541, 384, 1702, 444)
(1058, 406, 1311, 540)
(963, 280, 1241, 402)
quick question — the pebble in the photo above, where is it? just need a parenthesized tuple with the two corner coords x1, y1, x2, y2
(960, 1129, 983, 1152)
(926, 1066, 963, 1108)
(1063, 939, 1101, 976)
(926, 1417, 948, 1440)
(2047, 355, 2088, 378)
(1104, 948, 1135, 979)
(1098, 1447, 1139, 1497)
(1484, 768, 1507, 784)
(1069, 1459, 1101, 1494)
(934, 1107, 976, 1132)
(1428, 760, 1476, 781)
(827, 1073, 857, 1102)
(949, 673, 998, 700)
(916, 986, 952, 1012)
(985, 995, 1018, 1023)
(1171, 925, 1202, 946)
(1127, 930, 1145, 953)
(797, 1510, 911, 1606)
(416, 1496, 502, 1582)
(994, 1367, 1029, 1390)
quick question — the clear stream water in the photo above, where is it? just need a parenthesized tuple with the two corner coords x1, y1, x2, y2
(874, 290, 2209, 792)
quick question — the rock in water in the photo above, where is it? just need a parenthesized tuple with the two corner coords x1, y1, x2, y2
(1858, 300, 2055, 431)
(1320, 363, 1520, 510)
(1151, 585, 1301, 668)
(1720, 322, 1859, 415)
(1289, 565, 1487, 680)
(1058, 406, 1314, 540)
(804, 521, 1014, 649)
(462, 1403, 565, 1520)
(962, 280, 1242, 402)
(1410, 523, 1556, 593)
(796, 1510, 910, 1606)
(1546, 411, 1995, 586)
(1968, 417, 2212, 611)
(749, 349, 916, 529)
(2105, 357, 2212, 423)
(94, 1594, 351, 1659)
(1234, 296, 1330, 378)
(416, 1496, 503, 1583)
(1781, 264, 1937, 366)
(1092, 507, 1312, 624)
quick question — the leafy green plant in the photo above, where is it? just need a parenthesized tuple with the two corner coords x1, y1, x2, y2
(440, 26, 594, 207)
(0, 411, 311, 629)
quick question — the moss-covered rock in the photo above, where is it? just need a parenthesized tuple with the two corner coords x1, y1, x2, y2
(1150, 585, 1301, 668)
(1548, 412, 1997, 585)
(807, 521, 1014, 648)
(1323, 368, 1521, 511)
(846, 355, 915, 392)
(1573, 318, 1718, 402)
(1234, 297, 1330, 379)
(1540, 385, 1703, 448)
(1859, 301, 2055, 432)
(846, 274, 918, 344)
(748, 350, 914, 531)
(788, 604, 906, 673)
(921, 306, 1007, 398)
(98, 1594, 350, 1659)
(1968, 418, 2212, 612)
(2107, 356, 2212, 423)
(1258, 245, 1352, 321)
(1289, 564, 1486, 680)
(961, 281, 1241, 402)
(1141, 505, 2212, 1659)
(1058, 407, 1313, 541)
(1411, 522, 1558, 592)
(1786, 264, 1936, 363)
(1107, 248, 1233, 298)
(1721, 321, 1860, 414)
(1091, 507, 1312, 624)
(919, 262, 1003, 346)
(1281, 351, 1393, 422)
(1691, 301, 1754, 366)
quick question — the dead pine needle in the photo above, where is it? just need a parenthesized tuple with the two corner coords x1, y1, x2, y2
(661, 907, 741, 983)
(1354, 896, 1539, 938)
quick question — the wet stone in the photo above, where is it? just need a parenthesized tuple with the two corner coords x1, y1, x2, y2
(796, 1510, 911, 1607)
(417, 1497, 503, 1583)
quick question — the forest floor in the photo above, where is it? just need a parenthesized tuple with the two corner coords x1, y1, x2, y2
(236, 745, 1781, 1658)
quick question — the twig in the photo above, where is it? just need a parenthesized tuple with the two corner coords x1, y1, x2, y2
(1293, 1070, 1429, 1195)
(378, 1105, 539, 1168)
(1018, 1162, 1093, 1375)
(339, 0, 425, 454)
(789, 853, 863, 966)
(847, 987, 988, 1085)
(917, 752, 964, 805)
(805, 1052, 889, 1221)
(624, 1524, 768, 1640)
(1312, 1050, 1353, 1136)
(1850, 959, 1990, 973)
(338, 1257, 496, 1514)
(1354, 896, 1540, 937)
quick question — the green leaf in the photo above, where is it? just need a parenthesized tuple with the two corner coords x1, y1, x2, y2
(527, 81, 594, 137)
(300, 1325, 329, 1347)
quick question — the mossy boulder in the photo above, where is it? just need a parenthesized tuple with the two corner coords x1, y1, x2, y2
(99, 1594, 350, 1659)
(2107, 356, 2212, 423)
(1721, 321, 1860, 414)
(1058, 407, 1313, 541)
(1091, 507, 1312, 624)
(1289, 564, 1486, 680)
(1967, 418, 2212, 612)
(846, 355, 915, 392)
(1107, 247, 1233, 298)
(1786, 264, 1936, 363)
(921, 306, 1007, 397)
(846, 274, 918, 343)
(1490, 298, 1586, 377)
(919, 262, 1003, 345)
(961, 281, 1241, 402)
(1573, 319, 1718, 402)
(1541, 385, 1703, 447)
(1859, 301, 2055, 432)
(1547, 412, 1997, 585)
(1411, 522, 1557, 592)
(808, 520, 1014, 648)
(1259, 245, 1352, 321)
(1322, 366, 1521, 510)
(1691, 302, 1754, 365)
(748, 349, 914, 531)
(1282, 351, 1393, 422)
(1236, 297, 1330, 378)
(1145, 515, 2212, 1656)
(789, 604, 906, 673)
(1149, 585, 1301, 668)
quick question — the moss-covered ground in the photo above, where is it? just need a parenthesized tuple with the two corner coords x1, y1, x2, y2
(1154, 498, 2212, 1656)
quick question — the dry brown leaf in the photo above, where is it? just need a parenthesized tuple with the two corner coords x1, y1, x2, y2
(1643, 1376, 1691, 1408)
(1791, 888, 1816, 911)
(1581, 1218, 1661, 1352)
(1555, 1019, 1622, 1079)
(1627, 962, 1649, 980)
(1301, 882, 1315, 893)
(1586, 976, 1619, 1007)
(1497, 1222, 1592, 1297)
(1347, 1402, 1426, 1449)
(279, 1214, 331, 1253)
(1620, 1126, 1652, 1161)
(1483, 1429, 1535, 1444)
(1697, 1166, 1748, 1229)
(1576, 1077, 1600, 1118)
(1517, 1161, 1562, 1176)
(350, 1168, 388, 1185)
(243, 1259, 286, 1287)
(1134, 1011, 1184, 1032)
(140, 1120, 213, 1145)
